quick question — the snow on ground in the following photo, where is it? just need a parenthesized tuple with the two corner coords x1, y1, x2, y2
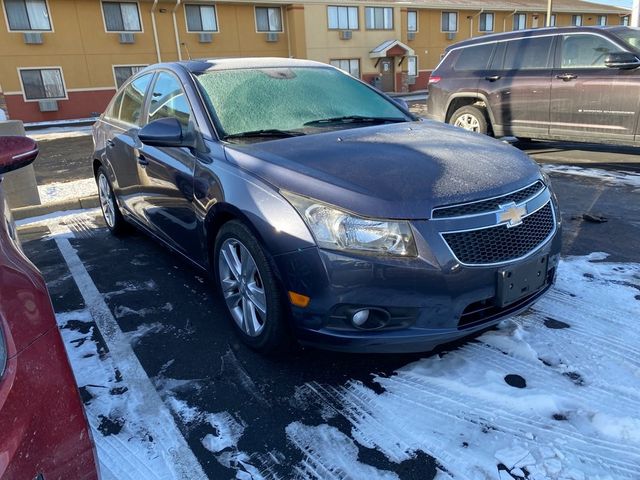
(541, 164, 640, 189)
(292, 253, 640, 480)
(38, 177, 97, 204)
(28, 124, 93, 141)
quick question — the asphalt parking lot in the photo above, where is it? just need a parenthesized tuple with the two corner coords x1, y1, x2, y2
(17, 160, 640, 479)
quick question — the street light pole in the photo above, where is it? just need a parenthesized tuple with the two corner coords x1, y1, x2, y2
(632, 0, 639, 27)
(546, 0, 553, 26)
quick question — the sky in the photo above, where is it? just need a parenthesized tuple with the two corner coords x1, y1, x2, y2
(592, 0, 632, 8)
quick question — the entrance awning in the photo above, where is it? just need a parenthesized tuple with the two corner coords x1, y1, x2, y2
(369, 40, 415, 59)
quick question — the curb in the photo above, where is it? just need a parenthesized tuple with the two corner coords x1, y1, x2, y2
(12, 195, 99, 221)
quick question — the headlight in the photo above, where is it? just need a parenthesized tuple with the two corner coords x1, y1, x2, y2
(282, 191, 417, 256)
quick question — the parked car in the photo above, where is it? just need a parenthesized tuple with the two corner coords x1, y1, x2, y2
(0, 136, 99, 479)
(92, 58, 561, 354)
(426, 26, 640, 145)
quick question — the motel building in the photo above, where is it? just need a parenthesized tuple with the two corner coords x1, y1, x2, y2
(0, 0, 630, 123)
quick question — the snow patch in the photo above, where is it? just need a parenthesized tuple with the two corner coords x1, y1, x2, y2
(38, 178, 97, 204)
(201, 412, 246, 454)
(296, 254, 640, 479)
(542, 164, 640, 189)
(286, 422, 399, 480)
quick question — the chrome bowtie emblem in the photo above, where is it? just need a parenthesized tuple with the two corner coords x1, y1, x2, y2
(497, 202, 527, 228)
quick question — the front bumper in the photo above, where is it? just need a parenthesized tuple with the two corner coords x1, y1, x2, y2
(274, 195, 562, 353)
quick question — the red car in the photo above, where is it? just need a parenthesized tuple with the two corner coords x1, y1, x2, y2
(0, 136, 99, 479)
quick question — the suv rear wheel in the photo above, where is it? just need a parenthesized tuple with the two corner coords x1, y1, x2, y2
(449, 105, 489, 135)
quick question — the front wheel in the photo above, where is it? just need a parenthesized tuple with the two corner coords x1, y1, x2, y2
(449, 105, 489, 135)
(96, 166, 127, 234)
(214, 221, 291, 354)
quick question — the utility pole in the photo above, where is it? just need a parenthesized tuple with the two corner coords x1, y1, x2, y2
(546, 0, 553, 26)
(632, 0, 639, 27)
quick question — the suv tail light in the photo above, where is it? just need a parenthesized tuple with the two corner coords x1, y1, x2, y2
(428, 75, 441, 85)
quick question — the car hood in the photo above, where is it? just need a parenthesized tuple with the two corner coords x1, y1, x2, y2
(223, 120, 542, 220)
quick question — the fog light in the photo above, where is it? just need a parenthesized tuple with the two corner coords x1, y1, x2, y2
(352, 309, 370, 327)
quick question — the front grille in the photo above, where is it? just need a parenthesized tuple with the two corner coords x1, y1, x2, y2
(442, 202, 555, 265)
(432, 181, 545, 218)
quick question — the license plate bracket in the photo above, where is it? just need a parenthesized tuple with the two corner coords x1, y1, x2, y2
(497, 255, 549, 307)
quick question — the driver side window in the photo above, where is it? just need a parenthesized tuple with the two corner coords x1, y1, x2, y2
(560, 34, 624, 68)
(148, 72, 193, 130)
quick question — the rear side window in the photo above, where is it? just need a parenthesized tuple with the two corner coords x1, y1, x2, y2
(105, 90, 124, 121)
(454, 43, 496, 70)
(118, 73, 153, 126)
(560, 34, 624, 68)
(503, 37, 553, 70)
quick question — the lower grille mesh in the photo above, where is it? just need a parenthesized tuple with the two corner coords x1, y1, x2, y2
(442, 202, 555, 265)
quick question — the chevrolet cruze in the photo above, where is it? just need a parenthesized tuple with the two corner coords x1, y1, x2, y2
(92, 58, 561, 353)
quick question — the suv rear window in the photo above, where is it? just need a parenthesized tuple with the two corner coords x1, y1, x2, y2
(454, 43, 495, 70)
(501, 37, 553, 70)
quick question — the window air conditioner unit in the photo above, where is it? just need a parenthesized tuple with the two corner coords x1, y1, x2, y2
(38, 100, 58, 112)
(23, 32, 43, 44)
(339, 30, 352, 40)
(265, 32, 279, 42)
(199, 33, 212, 43)
(119, 33, 135, 44)
(407, 32, 416, 41)
(446, 32, 456, 41)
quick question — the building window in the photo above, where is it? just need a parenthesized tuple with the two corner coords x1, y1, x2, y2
(407, 10, 417, 32)
(102, 2, 141, 32)
(513, 13, 526, 30)
(3, 0, 51, 31)
(114, 65, 146, 88)
(621, 15, 629, 26)
(479, 12, 494, 32)
(255, 6, 282, 32)
(328, 6, 358, 30)
(572, 15, 582, 26)
(365, 7, 393, 30)
(441, 12, 457, 32)
(407, 56, 417, 76)
(548, 14, 556, 26)
(19, 68, 65, 100)
(185, 4, 218, 32)
(330, 59, 360, 78)
(597, 15, 607, 26)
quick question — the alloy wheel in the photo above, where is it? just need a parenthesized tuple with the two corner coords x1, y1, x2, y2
(218, 238, 267, 337)
(454, 113, 481, 132)
(98, 173, 116, 228)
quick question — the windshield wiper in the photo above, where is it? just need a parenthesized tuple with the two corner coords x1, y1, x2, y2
(303, 115, 407, 127)
(223, 129, 306, 140)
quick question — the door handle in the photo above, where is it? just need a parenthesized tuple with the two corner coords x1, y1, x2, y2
(485, 75, 501, 82)
(556, 73, 577, 81)
(137, 154, 149, 166)
(106, 139, 115, 148)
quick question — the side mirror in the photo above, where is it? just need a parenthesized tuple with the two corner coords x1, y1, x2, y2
(605, 52, 640, 69)
(138, 117, 194, 148)
(393, 98, 409, 110)
(0, 136, 39, 175)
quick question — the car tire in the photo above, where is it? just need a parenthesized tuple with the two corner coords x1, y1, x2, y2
(214, 220, 291, 354)
(96, 166, 127, 235)
(449, 105, 489, 135)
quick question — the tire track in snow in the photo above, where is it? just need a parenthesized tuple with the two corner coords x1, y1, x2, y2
(291, 255, 640, 479)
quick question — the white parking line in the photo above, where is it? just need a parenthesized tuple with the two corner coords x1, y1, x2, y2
(54, 225, 207, 480)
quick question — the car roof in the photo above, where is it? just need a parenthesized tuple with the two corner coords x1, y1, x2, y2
(446, 26, 619, 51)
(162, 57, 331, 74)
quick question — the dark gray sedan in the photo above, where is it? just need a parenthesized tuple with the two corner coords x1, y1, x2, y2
(92, 57, 561, 353)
